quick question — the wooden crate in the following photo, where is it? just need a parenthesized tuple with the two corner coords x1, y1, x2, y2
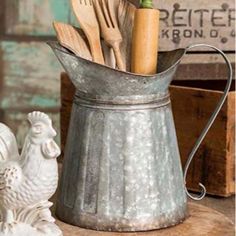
(130, 0, 235, 52)
(174, 54, 235, 81)
(60, 73, 235, 196)
(170, 80, 235, 197)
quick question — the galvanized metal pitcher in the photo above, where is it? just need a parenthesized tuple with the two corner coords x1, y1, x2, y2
(49, 42, 232, 232)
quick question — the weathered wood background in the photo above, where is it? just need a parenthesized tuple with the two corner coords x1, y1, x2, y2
(157, 0, 235, 51)
(129, 0, 235, 51)
(2, 0, 78, 36)
(0, 0, 235, 145)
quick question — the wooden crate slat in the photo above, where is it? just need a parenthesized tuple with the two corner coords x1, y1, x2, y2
(173, 53, 235, 80)
(227, 92, 235, 194)
(180, 54, 235, 64)
(0, 41, 62, 109)
(130, 0, 235, 51)
(170, 85, 235, 196)
(3, 0, 78, 36)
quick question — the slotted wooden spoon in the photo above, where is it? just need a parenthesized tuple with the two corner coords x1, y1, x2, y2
(53, 21, 92, 60)
(93, 0, 125, 71)
(71, 0, 105, 64)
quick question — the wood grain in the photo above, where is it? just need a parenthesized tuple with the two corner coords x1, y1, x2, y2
(129, 0, 235, 52)
(227, 92, 235, 194)
(170, 85, 235, 197)
(155, 0, 235, 51)
(53, 21, 92, 60)
(71, 0, 105, 64)
(0, 0, 5, 35)
(56, 202, 234, 236)
(131, 9, 160, 74)
(93, 0, 125, 70)
(118, 0, 136, 71)
(174, 53, 235, 81)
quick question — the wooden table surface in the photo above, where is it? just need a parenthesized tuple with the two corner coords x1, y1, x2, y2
(189, 195, 235, 222)
(55, 202, 234, 236)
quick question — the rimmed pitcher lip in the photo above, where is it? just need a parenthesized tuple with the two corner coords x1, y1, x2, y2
(47, 41, 187, 78)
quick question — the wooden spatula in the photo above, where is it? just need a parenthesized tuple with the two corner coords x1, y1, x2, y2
(53, 21, 92, 60)
(71, 0, 105, 64)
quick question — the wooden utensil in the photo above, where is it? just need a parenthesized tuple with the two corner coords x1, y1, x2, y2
(101, 41, 116, 69)
(93, 0, 125, 71)
(131, 1, 160, 75)
(53, 21, 92, 60)
(71, 0, 105, 64)
(118, 0, 136, 71)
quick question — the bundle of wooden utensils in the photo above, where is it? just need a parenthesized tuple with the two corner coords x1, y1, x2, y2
(53, 0, 160, 75)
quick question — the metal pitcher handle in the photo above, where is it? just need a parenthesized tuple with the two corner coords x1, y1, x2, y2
(183, 44, 233, 201)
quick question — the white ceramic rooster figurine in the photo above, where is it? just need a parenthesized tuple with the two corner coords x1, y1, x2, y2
(0, 111, 62, 236)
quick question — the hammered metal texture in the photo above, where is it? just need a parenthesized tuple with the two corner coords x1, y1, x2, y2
(49, 42, 188, 231)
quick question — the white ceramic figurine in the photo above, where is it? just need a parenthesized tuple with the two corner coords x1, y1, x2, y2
(0, 111, 62, 236)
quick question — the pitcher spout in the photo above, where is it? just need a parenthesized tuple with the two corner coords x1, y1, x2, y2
(48, 41, 185, 101)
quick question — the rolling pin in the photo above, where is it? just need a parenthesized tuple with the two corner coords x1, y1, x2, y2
(131, 0, 160, 75)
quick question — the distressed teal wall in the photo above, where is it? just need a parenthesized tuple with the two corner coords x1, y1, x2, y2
(0, 0, 78, 144)
(0, 41, 61, 109)
(5, 0, 79, 36)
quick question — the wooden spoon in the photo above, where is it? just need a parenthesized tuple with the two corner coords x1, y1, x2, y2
(53, 21, 92, 60)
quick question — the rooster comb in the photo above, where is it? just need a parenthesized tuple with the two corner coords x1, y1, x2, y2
(28, 111, 52, 126)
